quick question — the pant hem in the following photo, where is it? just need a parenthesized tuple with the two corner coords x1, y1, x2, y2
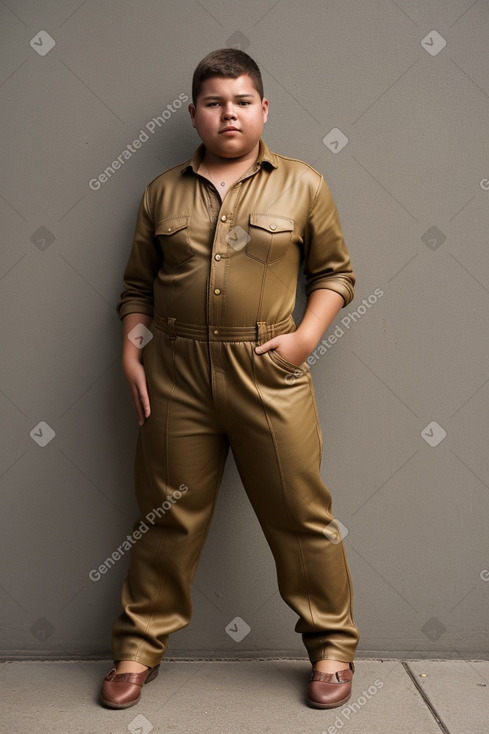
(112, 652, 163, 668)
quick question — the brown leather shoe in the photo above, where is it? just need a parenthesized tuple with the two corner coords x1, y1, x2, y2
(100, 664, 160, 709)
(306, 662, 355, 709)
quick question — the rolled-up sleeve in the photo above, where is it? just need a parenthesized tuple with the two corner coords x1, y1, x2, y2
(303, 176, 355, 306)
(116, 187, 161, 320)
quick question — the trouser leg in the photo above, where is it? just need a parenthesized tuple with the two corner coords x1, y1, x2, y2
(218, 334, 360, 663)
(111, 330, 229, 667)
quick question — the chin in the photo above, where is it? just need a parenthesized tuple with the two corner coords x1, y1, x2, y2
(213, 143, 246, 157)
(220, 149, 246, 158)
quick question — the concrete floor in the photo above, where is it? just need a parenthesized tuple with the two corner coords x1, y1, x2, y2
(2, 658, 488, 733)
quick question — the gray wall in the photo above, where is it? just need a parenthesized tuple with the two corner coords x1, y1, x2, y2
(1, 0, 488, 662)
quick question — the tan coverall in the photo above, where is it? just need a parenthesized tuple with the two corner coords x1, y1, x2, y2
(112, 138, 360, 666)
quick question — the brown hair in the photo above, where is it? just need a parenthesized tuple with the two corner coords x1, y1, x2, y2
(192, 48, 264, 104)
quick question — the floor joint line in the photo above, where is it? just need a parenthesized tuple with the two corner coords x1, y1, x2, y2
(401, 661, 451, 734)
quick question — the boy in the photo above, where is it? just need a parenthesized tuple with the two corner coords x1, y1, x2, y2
(100, 48, 359, 711)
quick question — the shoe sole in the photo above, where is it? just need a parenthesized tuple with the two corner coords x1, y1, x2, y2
(100, 695, 141, 710)
(306, 691, 352, 709)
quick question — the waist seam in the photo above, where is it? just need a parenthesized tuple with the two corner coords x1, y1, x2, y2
(152, 314, 295, 342)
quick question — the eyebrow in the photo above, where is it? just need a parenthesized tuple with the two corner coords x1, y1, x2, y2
(201, 93, 255, 100)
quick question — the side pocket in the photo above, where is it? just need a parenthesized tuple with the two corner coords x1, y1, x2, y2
(268, 348, 306, 372)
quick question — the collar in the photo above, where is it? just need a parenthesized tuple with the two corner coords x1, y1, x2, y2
(181, 138, 278, 175)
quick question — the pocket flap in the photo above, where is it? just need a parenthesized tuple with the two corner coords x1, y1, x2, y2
(156, 214, 189, 235)
(249, 213, 294, 233)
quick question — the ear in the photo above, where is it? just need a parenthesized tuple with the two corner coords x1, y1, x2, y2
(188, 102, 197, 128)
(261, 97, 269, 124)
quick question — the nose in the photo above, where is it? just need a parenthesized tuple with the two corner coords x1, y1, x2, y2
(222, 102, 237, 120)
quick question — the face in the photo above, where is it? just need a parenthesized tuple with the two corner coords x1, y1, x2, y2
(189, 74, 268, 161)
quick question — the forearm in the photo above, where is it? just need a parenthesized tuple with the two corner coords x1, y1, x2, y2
(254, 288, 345, 366)
(295, 288, 345, 351)
(122, 313, 153, 364)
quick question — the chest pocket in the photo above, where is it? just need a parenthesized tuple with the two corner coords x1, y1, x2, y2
(246, 213, 294, 264)
(155, 214, 193, 267)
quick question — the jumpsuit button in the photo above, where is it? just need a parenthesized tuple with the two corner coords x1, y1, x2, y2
(221, 215, 227, 222)
(214, 254, 222, 261)
(213, 329, 219, 335)
(214, 288, 221, 295)
(269, 223, 277, 230)
(167, 227, 172, 232)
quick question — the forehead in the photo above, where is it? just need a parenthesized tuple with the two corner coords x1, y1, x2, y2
(198, 74, 259, 99)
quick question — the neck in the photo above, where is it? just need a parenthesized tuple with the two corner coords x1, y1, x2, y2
(202, 142, 260, 170)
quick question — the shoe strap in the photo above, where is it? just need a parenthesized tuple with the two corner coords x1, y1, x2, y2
(310, 663, 354, 684)
(105, 668, 147, 687)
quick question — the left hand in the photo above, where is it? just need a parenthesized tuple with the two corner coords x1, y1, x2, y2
(255, 332, 312, 368)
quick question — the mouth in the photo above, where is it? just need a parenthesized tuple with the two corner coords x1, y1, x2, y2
(220, 127, 241, 134)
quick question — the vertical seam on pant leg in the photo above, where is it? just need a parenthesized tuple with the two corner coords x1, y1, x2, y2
(134, 536, 168, 661)
(188, 441, 229, 573)
(164, 334, 177, 498)
(338, 535, 357, 631)
(250, 352, 317, 629)
(306, 373, 323, 457)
